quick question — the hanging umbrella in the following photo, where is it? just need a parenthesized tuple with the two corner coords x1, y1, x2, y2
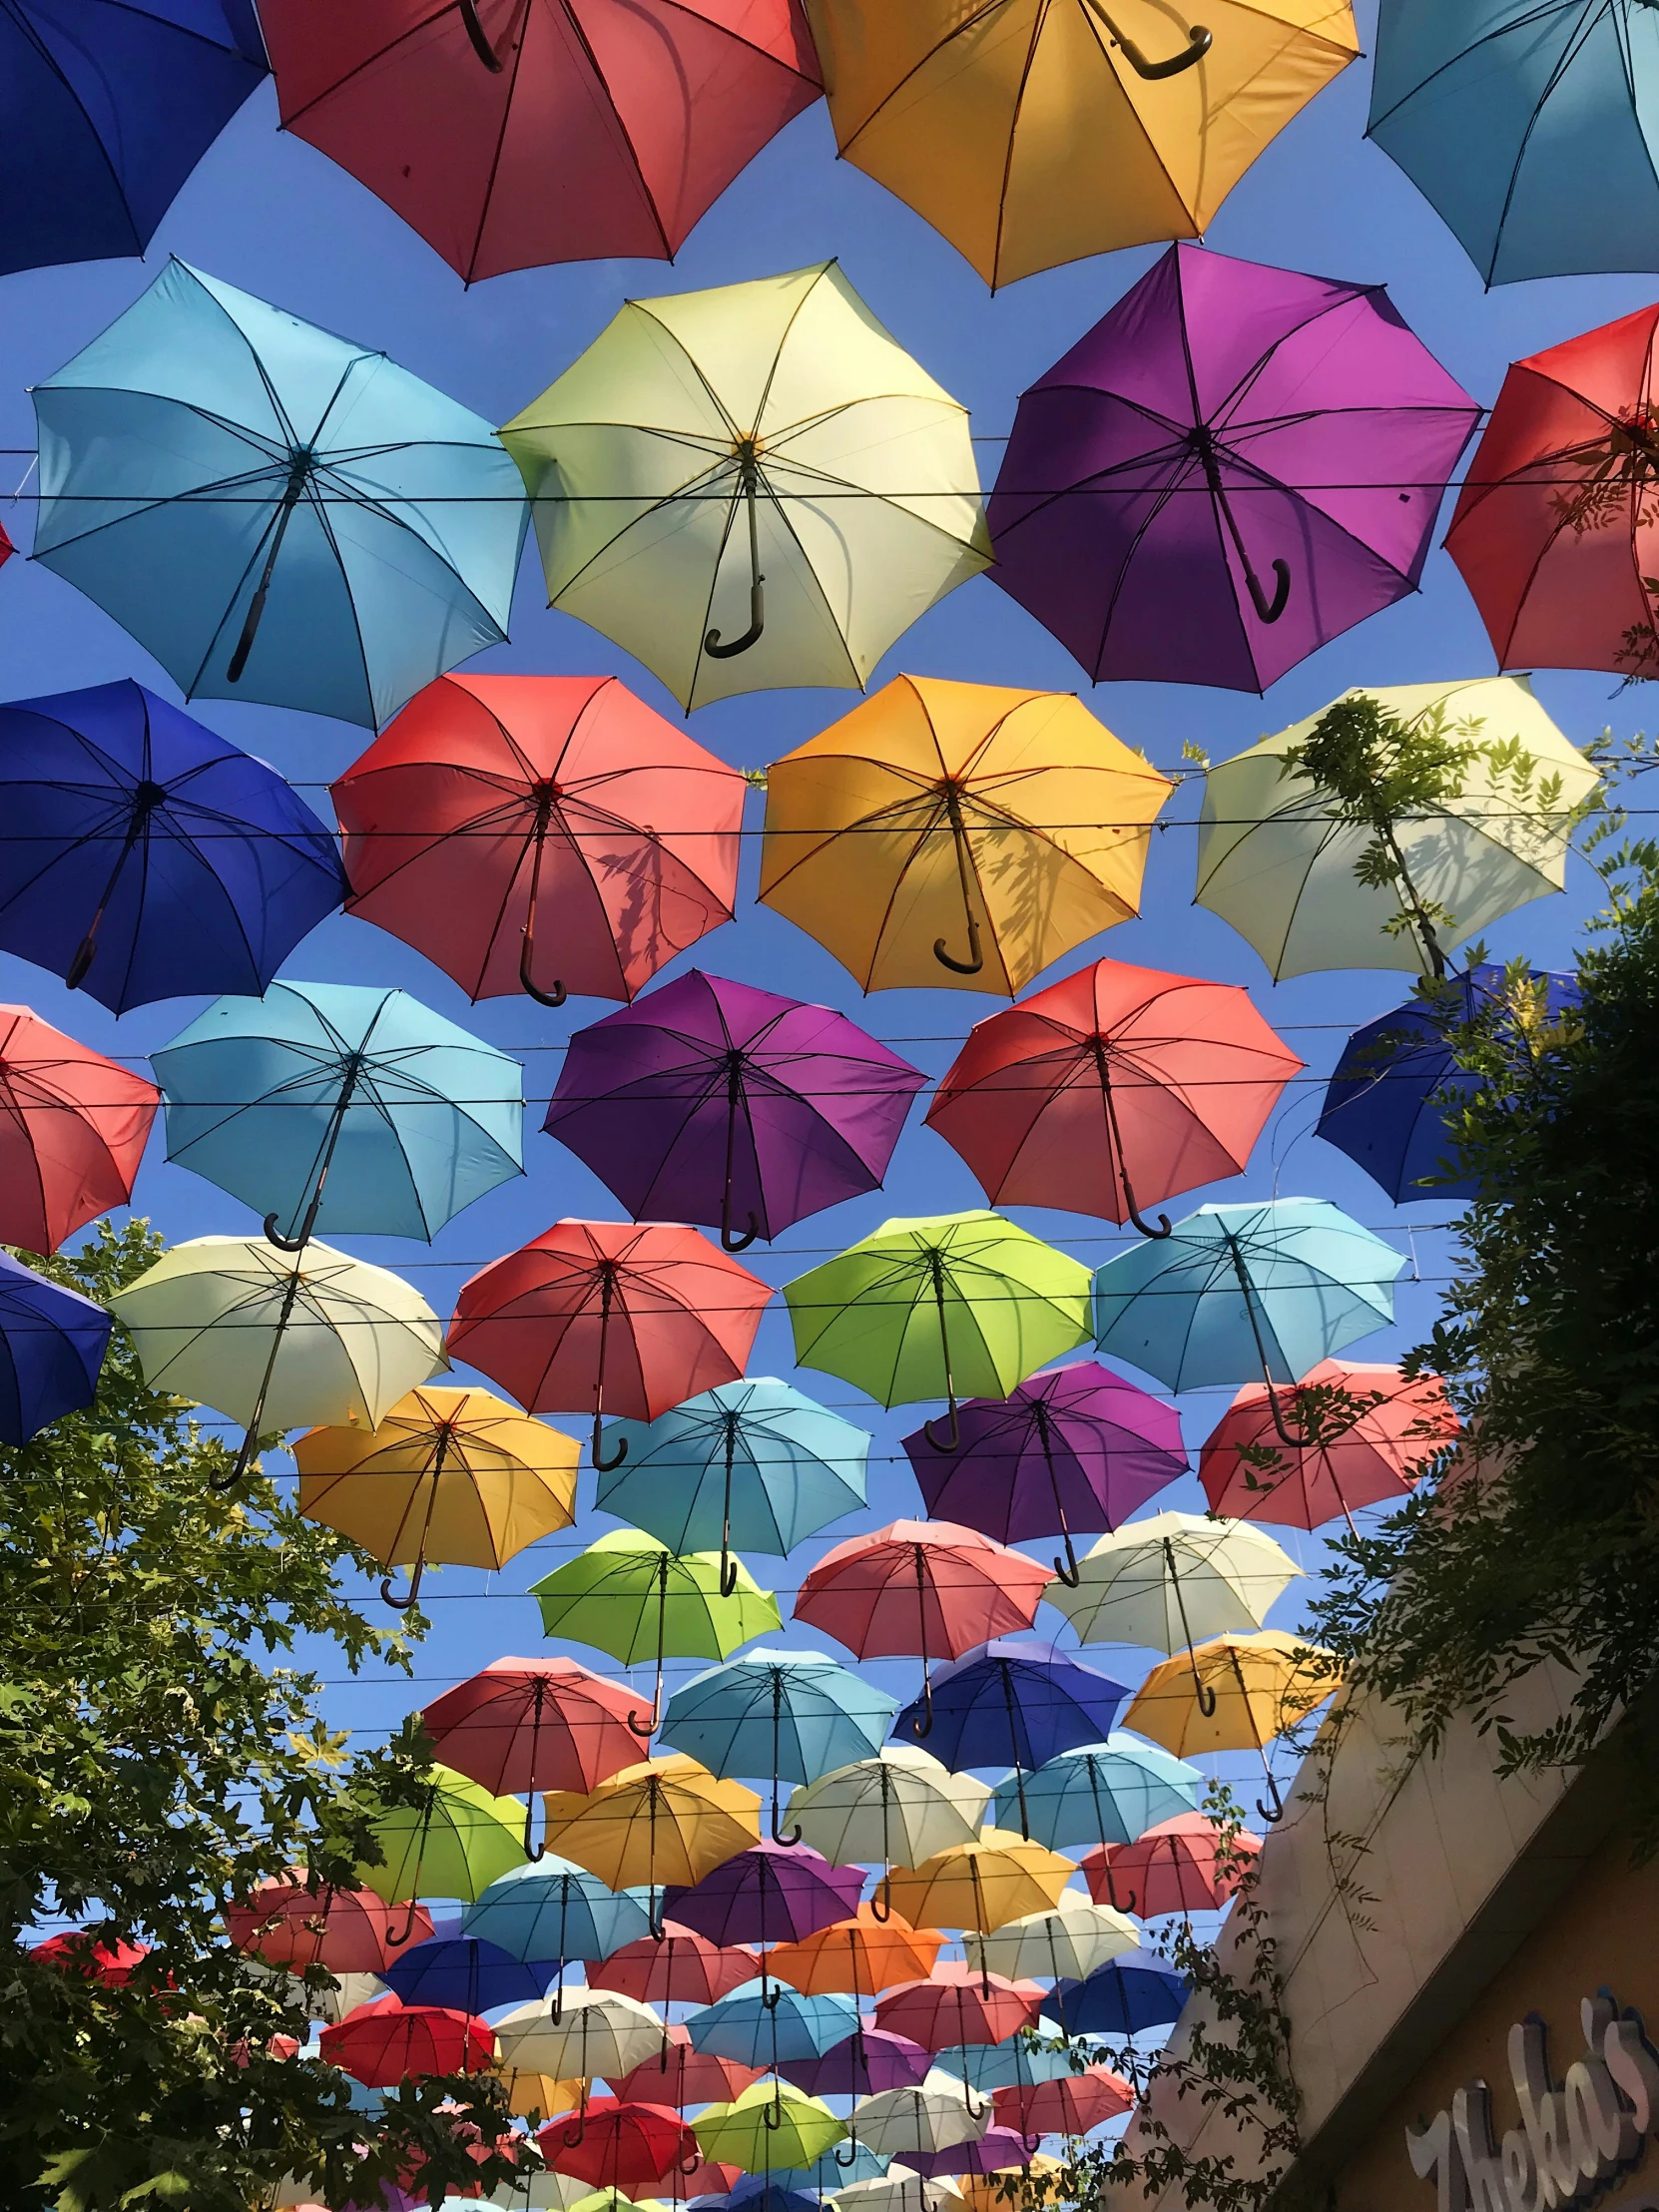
(693, 2080, 847, 2173)
(849, 2075, 992, 2160)
(589, 1923, 758, 2008)
(1082, 1812, 1261, 1920)
(1000, 1740, 1202, 1855)
(931, 2038, 1073, 2096)
(332, 675, 745, 1010)
(925, 958, 1301, 1235)
(610, 2022, 763, 2109)
(801, 0, 1358, 287)
(538, 1758, 762, 1929)
(780, 2029, 933, 2100)
(0, 1007, 156, 1257)
(963, 1899, 1136, 1986)
(883, 1834, 1073, 1940)
(32, 261, 525, 728)
(987, 244, 1476, 691)
(1317, 966, 1580, 1204)
(31, 1935, 150, 1986)
(1050, 1955, 1189, 2037)
(768, 1908, 943, 2000)
(297, 1387, 577, 1613)
(1199, 1359, 1458, 1532)
(530, 1531, 780, 1736)
(686, 1979, 860, 2065)
(547, 972, 926, 1248)
(1123, 1630, 1340, 1822)
(0, 1253, 112, 1446)
(382, 1935, 549, 2013)
(0, 2, 268, 277)
(462, 1859, 652, 1984)
(153, 981, 522, 1252)
(321, 1996, 494, 2085)
(775, 2147, 892, 2194)
(661, 1655, 897, 1844)
(902, 2131, 1030, 2181)
(502, 2075, 587, 2125)
(715, 2179, 820, 2212)
(356, 1764, 528, 1937)
(496, 1989, 666, 2085)
(1195, 681, 1599, 981)
(596, 1380, 868, 1598)
(992, 2069, 1132, 2145)
(900, 1365, 1185, 1588)
(448, 1222, 772, 1468)
(425, 1657, 644, 1810)
(787, 1750, 990, 1890)
(0, 681, 343, 1012)
(500, 264, 988, 714)
(785, 1214, 1091, 1450)
(872, 1969, 1042, 2055)
(543, 2100, 697, 2190)
(259, 0, 820, 282)
(761, 678, 1169, 996)
(661, 1841, 866, 1951)
(225, 1881, 432, 1973)
(829, 2172, 949, 2212)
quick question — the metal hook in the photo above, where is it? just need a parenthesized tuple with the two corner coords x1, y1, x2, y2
(706, 448, 766, 658)
(457, 0, 507, 68)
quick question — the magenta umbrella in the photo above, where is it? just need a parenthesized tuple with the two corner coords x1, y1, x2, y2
(661, 1840, 865, 1949)
(543, 970, 925, 1253)
(779, 2028, 932, 2099)
(986, 242, 1478, 694)
(900, 1365, 1186, 1589)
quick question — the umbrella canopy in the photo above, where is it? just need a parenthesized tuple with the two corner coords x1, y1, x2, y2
(332, 675, 745, 1010)
(902, 2130, 1029, 2180)
(988, 244, 1476, 692)
(502, 2075, 587, 2125)
(1195, 681, 1600, 980)
(872, 1970, 1041, 2054)
(785, 1214, 1092, 1445)
(589, 1924, 757, 2008)
(500, 264, 988, 713)
(1051, 1956, 1189, 2037)
(226, 1881, 432, 1974)
(661, 1841, 866, 1948)
(610, 2022, 763, 2109)
(687, 1980, 860, 2065)
(760, 678, 1170, 996)
(787, 1750, 990, 1876)
(802, 1, 1357, 287)
(1199, 1359, 1458, 1531)
(694, 2080, 847, 2173)
(0, 1251, 112, 1445)
(992, 2069, 1132, 2142)
(1083, 1813, 1260, 1920)
(0, 1, 267, 277)
(462, 1859, 653, 1970)
(497, 1989, 666, 2082)
(964, 1899, 1136, 1986)
(0, 1007, 157, 1257)
(1090, 1199, 1404, 1397)
(931, 2038, 1072, 2096)
(1317, 965, 1580, 1204)
(31, 1935, 150, 1986)
(260, 0, 819, 282)
(539, 1758, 762, 1901)
(425, 1657, 643, 1804)
(1001, 1740, 1203, 1854)
(1124, 1631, 1340, 1763)
(32, 261, 525, 728)
(850, 2074, 992, 2158)
(883, 1833, 1074, 1937)
(357, 1764, 528, 1914)
(154, 980, 522, 1249)
(767, 1907, 944, 1999)
(542, 2101, 697, 2192)
(1047, 1512, 1303, 1653)
(780, 2029, 933, 2100)
(718, 2179, 820, 2212)
(661, 1655, 897, 1839)
(321, 1997, 494, 2085)
(830, 2172, 950, 2212)
(0, 681, 343, 1013)
(548, 972, 925, 1248)
(383, 1935, 549, 2013)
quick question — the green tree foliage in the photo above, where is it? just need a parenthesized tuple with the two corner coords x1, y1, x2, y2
(0, 1221, 522, 2212)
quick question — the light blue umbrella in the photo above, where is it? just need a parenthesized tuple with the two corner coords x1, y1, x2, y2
(1368, 2, 1659, 286)
(995, 1738, 1203, 1853)
(932, 2031, 1074, 2094)
(461, 1858, 653, 1975)
(597, 1378, 869, 1594)
(686, 1979, 859, 2066)
(154, 979, 523, 1248)
(772, 2144, 890, 2190)
(31, 259, 526, 728)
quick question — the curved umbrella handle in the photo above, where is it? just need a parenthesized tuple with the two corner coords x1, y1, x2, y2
(457, 0, 507, 69)
(763, 2088, 786, 2130)
(212, 1431, 261, 1492)
(592, 1414, 628, 1474)
(1125, 1200, 1175, 1241)
(1053, 1528, 1081, 1589)
(679, 2154, 703, 2178)
(626, 1699, 658, 1741)
(520, 931, 567, 1009)
(380, 1549, 427, 1613)
(262, 1210, 312, 1257)
(1246, 557, 1292, 626)
(721, 1213, 761, 1254)
(385, 1895, 424, 1949)
(719, 1549, 741, 1599)
(922, 1403, 960, 1452)
(1097, 8, 1212, 78)
(868, 1875, 893, 1924)
(705, 576, 765, 660)
(706, 455, 766, 660)
(933, 916, 984, 976)
(834, 2142, 861, 2168)
(771, 1808, 804, 1848)
(1257, 1769, 1286, 1825)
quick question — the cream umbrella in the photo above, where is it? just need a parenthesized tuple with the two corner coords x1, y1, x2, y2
(494, 1987, 665, 2083)
(1047, 1512, 1302, 1654)
(964, 1896, 1137, 1984)
(833, 2172, 962, 2212)
(787, 1747, 991, 1883)
(499, 262, 989, 713)
(851, 2074, 993, 2159)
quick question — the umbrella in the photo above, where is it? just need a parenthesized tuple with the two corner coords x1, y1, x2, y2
(31, 1935, 149, 1985)
(850, 2075, 991, 2159)
(761, 678, 1170, 996)
(802, 1, 1359, 286)
(357, 1765, 528, 1937)
(925, 958, 1301, 1237)
(661, 1655, 897, 1843)
(931, 2038, 1073, 2096)
(1317, 966, 1581, 1203)
(780, 2029, 933, 2100)
(767, 1907, 944, 2000)
(900, 1365, 1185, 1588)
(548, 972, 925, 1251)
(0, 1, 267, 277)
(496, 1989, 666, 2085)
(777, 2147, 893, 2194)
(500, 2075, 587, 2123)
(297, 1386, 577, 1613)
(1123, 1631, 1340, 1821)
(0, 680, 343, 1012)
(882, 1834, 1074, 1941)
(530, 1531, 780, 1735)
(542, 2101, 697, 2190)
(1001, 1740, 1203, 1854)
(694, 2080, 847, 2173)
(1368, 0, 1659, 286)
(610, 2022, 763, 2108)
(596, 1380, 868, 1599)
(259, 0, 820, 282)
(661, 1841, 866, 1950)
(382, 1935, 549, 2013)
(1198, 1359, 1458, 1532)
(687, 1980, 860, 2065)
(0, 1252, 112, 1445)
(992, 2069, 1132, 2145)
(1050, 1956, 1189, 2038)
(0, 1007, 157, 1257)
(153, 980, 522, 1252)
(963, 1899, 1136, 1986)
(785, 1214, 1091, 1450)
(332, 674, 745, 1010)
(787, 1751, 989, 1887)
(829, 2172, 949, 2212)
(987, 244, 1476, 692)
(714, 2181, 819, 2212)
(1195, 681, 1599, 981)
(500, 264, 988, 714)
(226, 1881, 432, 1973)
(873, 1969, 1041, 2055)
(538, 1758, 762, 1927)
(901, 2131, 1030, 2180)
(425, 1658, 644, 1811)
(1082, 1813, 1261, 1920)
(32, 260, 525, 729)
(589, 1923, 757, 2009)
(321, 1997, 494, 2085)
(462, 1860, 652, 1981)
(448, 1222, 772, 1468)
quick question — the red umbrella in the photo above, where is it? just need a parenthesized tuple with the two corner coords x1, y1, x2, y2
(541, 2097, 697, 2190)
(332, 674, 745, 1009)
(609, 2021, 764, 2109)
(31, 1934, 149, 1986)
(1081, 1813, 1259, 1921)
(447, 1220, 771, 1467)
(1445, 304, 1659, 678)
(0, 1005, 159, 1255)
(872, 1963, 1043, 2052)
(1198, 1359, 1458, 1532)
(225, 1879, 433, 1972)
(321, 1995, 494, 2086)
(925, 959, 1300, 1235)
(588, 1922, 758, 2007)
(260, 3, 821, 284)
(667, 2155, 745, 2202)
(993, 2068, 1133, 2143)
(0, 520, 11, 571)
(421, 1655, 643, 1805)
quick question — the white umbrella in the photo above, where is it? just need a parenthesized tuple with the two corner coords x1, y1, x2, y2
(852, 2073, 993, 2158)
(494, 1986, 664, 2081)
(788, 1746, 991, 1878)
(1047, 1511, 1301, 1654)
(965, 1897, 1138, 1984)
(833, 2172, 963, 2212)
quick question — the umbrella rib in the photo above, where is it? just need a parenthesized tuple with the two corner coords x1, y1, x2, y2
(753, 263, 835, 434)
(275, 1, 455, 127)
(830, 0, 1007, 153)
(627, 306, 745, 445)
(1365, 0, 1581, 136)
(4, 1, 145, 251)
(988, 1, 1049, 291)
(462, 7, 535, 282)
(1482, 4, 1608, 283)
(30, 447, 296, 564)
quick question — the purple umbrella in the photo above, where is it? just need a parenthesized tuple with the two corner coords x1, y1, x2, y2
(544, 969, 925, 1252)
(904, 2130, 1035, 2179)
(779, 2027, 931, 2098)
(662, 1840, 866, 1950)
(986, 242, 1479, 695)
(900, 1364, 1186, 1587)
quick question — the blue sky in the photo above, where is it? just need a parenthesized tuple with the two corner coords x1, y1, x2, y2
(5, 3, 1652, 1837)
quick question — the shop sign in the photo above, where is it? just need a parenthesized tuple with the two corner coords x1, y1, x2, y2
(1406, 1995, 1659, 2212)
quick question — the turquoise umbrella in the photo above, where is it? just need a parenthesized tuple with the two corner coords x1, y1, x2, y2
(773, 2145, 890, 2189)
(686, 1979, 860, 2066)
(994, 1738, 1203, 1853)
(153, 979, 523, 1250)
(31, 259, 526, 728)
(461, 1859, 653, 1976)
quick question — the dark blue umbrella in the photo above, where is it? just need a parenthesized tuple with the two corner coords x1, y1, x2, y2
(1052, 1954, 1189, 2037)
(0, 3, 268, 277)
(718, 2180, 823, 2212)
(380, 1935, 550, 2013)
(1317, 966, 1580, 1203)
(0, 680, 343, 1013)
(0, 1250, 111, 1443)
(890, 1641, 1130, 1841)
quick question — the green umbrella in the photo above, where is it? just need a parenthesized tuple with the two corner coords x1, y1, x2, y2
(356, 1762, 527, 1941)
(530, 1527, 781, 1735)
(783, 1212, 1091, 1449)
(695, 2079, 847, 2173)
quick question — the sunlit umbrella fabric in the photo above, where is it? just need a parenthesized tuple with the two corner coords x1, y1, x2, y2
(461, 1859, 652, 1968)
(542, 2100, 697, 2192)
(662, 1654, 898, 1797)
(687, 1980, 859, 2065)
(382, 1935, 548, 2012)
(225, 1881, 432, 1974)
(589, 1923, 757, 2007)
(694, 2080, 847, 2173)
(767, 1907, 944, 1998)
(322, 1996, 494, 2085)
(531, 1531, 780, 1670)
(356, 1764, 527, 1907)
(998, 1739, 1202, 1853)
(538, 1758, 762, 1896)
(882, 1832, 1073, 1936)
(931, 2038, 1072, 2095)
(610, 2021, 762, 2109)
(872, 1967, 1042, 2053)
(0, 1006, 155, 1256)
(794, 1523, 1051, 1667)
(0, 1250, 112, 1445)
(992, 2068, 1133, 2139)
(1123, 1631, 1340, 1757)
(1050, 1954, 1188, 2036)
(902, 2130, 1029, 2180)
(891, 1644, 1130, 1789)
(849, 2073, 992, 2158)
(780, 2028, 933, 2098)
(662, 1841, 865, 1948)
(829, 2171, 951, 2212)
(496, 1989, 666, 2082)
(1199, 1359, 1457, 1529)
(1082, 1812, 1260, 1919)
(423, 1656, 642, 1801)
(963, 1898, 1137, 1984)
(1046, 1512, 1302, 1652)
(787, 1749, 990, 1873)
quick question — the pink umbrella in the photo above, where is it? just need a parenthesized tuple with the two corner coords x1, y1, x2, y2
(226, 1880, 432, 1973)
(1199, 1359, 1458, 1532)
(421, 1655, 643, 1799)
(993, 2068, 1134, 2144)
(1082, 1813, 1260, 1920)
(873, 1964, 1043, 2052)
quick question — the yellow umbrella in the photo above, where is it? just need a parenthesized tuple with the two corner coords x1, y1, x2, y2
(954, 2156, 1065, 2212)
(1123, 1627, 1340, 1821)
(883, 1827, 1074, 1934)
(499, 2070, 587, 2123)
(293, 1383, 578, 1611)
(540, 1755, 761, 1924)
(801, 0, 1360, 288)
(760, 675, 1171, 995)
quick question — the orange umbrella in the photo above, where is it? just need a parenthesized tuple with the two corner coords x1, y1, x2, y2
(768, 1904, 945, 1998)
